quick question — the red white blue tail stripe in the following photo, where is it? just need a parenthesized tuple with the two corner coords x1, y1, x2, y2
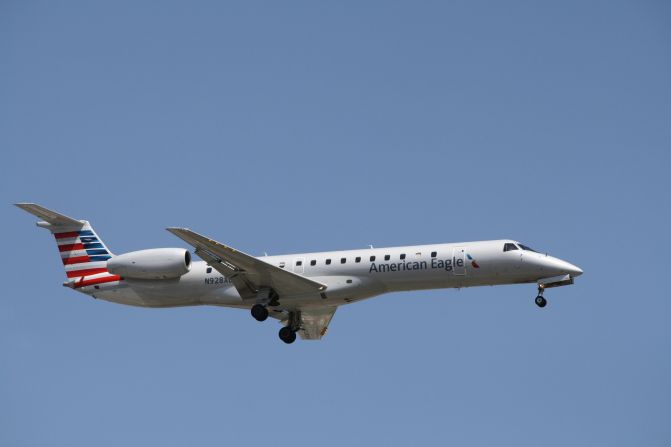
(53, 227, 121, 288)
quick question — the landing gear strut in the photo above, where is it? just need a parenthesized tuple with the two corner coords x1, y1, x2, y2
(251, 304, 269, 321)
(535, 286, 547, 308)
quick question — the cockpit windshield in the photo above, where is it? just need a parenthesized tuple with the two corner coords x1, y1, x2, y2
(518, 244, 538, 252)
(503, 243, 518, 252)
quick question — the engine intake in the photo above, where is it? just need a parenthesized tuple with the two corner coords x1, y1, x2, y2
(107, 248, 191, 279)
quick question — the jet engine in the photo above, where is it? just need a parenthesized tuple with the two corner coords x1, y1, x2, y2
(107, 248, 191, 279)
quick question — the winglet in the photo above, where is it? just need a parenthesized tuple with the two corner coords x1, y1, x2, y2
(15, 203, 84, 227)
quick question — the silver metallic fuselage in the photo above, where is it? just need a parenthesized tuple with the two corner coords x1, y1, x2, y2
(86, 239, 582, 310)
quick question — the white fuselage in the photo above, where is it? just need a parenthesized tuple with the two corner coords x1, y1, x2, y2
(84, 239, 582, 310)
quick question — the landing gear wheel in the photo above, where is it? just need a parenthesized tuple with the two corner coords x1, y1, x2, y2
(251, 304, 269, 322)
(535, 295, 547, 308)
(279, 326, 297, 344)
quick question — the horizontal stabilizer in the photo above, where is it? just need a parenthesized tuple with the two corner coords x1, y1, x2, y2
(15, 203, 84, 227)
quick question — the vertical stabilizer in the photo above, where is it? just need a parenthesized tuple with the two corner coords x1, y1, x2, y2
(15, 203, 121, 288)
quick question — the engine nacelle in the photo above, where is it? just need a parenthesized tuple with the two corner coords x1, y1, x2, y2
(107, 248, 191, 279)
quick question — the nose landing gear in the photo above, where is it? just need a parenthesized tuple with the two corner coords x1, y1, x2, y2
(535, 285, 547, 308)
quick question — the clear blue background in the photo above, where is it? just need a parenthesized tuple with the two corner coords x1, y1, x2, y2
(2, 1, 670, 445)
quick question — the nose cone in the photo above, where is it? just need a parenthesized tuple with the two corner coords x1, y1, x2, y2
(555, 258, 583, 277)
(523, 254, 583, 278)
(565, 262, 583, 277)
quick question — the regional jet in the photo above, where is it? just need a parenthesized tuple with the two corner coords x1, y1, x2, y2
(15, 204, 583, 344)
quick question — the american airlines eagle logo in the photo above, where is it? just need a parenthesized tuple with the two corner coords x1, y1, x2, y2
(467, 254, 480, 268)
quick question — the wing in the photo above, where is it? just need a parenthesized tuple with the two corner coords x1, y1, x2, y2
(166, 228, 327, 300)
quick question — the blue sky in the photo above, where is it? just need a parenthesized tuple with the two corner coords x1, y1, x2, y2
(2, 1, 670, 445)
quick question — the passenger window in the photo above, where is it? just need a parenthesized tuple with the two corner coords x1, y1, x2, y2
(431, 251, 437, 258)
(206, 267, 212, 274)
(400, 254, 406, 260)
(370, 255, 376, 262)
(326, 259, 331, 265)
(355, 256, 361, 263)
(341, 258, 346, 264)
(383, 254, 389, 261)
(296, 260, 302, 266)
(503, 243, 519, 252)
(279, 262, 285, 268)
(310, 260, 316, 266)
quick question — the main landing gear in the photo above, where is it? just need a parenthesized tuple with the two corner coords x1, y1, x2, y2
(250, 289, 280, 322)
(250, 292, 300, 344)
(279, 326, 297, 344)
(251, 304, 269, 321)
(278, 311, 301, 344)
(250, 303, 300, 344)
(535, 286, 547, 308)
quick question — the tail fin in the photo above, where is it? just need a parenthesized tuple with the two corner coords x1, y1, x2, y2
(15, 203, 117, 283)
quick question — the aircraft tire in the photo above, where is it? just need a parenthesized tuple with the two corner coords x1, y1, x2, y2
(251, 304, 269, 321)
(279, 326, 297, 344)
(535, 295, 547, 308)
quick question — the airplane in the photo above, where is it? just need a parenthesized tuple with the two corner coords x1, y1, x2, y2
(15, 203, 583, 344)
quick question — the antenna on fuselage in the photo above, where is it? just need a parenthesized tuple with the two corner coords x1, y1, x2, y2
(369, 244, 374, 249)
